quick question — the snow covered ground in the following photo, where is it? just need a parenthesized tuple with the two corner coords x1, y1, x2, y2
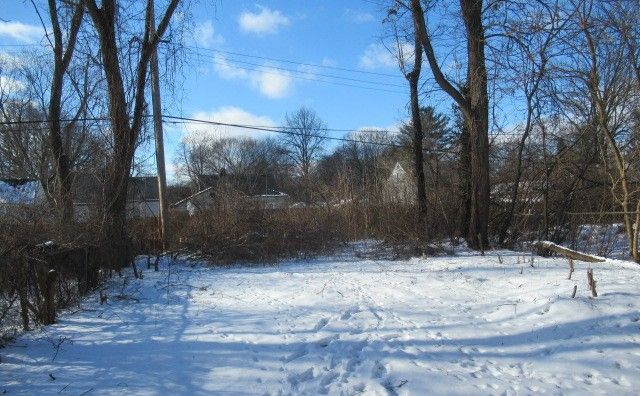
(2, 246, 640, 395)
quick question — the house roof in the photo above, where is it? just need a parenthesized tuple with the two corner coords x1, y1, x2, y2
(128, 177, 160, 201)
(196, 173, 282, 196)
(72, 174, 160, 203)
(389, 162, 408, 180)
(171, 186, 214, 208)
(0, 178, 42, 204)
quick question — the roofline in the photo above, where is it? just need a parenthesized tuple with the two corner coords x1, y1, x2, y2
(171, 186, 215, 208)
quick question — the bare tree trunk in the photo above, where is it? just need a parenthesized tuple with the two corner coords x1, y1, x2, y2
(86, 0, 180, 267)
(410, 0, 490, 250)
(44, 0, 85, 222)
(541, 121, 551, 241)
(457, 101, 471, 240)
(462, 0, 490, 250)
(405, 34, 428, 241)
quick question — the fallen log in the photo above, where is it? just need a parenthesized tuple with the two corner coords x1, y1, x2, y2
(531, 241, 606, 263)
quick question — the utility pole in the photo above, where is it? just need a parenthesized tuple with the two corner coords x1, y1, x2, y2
(149, 0, 170, 250)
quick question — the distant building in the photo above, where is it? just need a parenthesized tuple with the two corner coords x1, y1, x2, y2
(0, 178, 46, 214)
(383, 162, 415, 204)
(73, 174, 161, 220)
(172, 172, 289, 214)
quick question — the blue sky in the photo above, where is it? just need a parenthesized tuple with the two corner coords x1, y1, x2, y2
(0, 1, 421, 181)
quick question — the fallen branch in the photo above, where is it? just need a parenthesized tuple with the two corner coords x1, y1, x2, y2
(531, 241, 606, 263)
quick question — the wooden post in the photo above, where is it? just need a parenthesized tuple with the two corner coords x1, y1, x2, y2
(149, 0, 170, 251)
(567, 257, 574, 280)
(587, 268, 598, 297)
(42, 269, 57, 325)
(18, 288, 30, 331)
(571, 285, 578, 298)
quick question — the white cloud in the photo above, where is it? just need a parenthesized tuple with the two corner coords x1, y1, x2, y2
(213, 53, 248, 79)
(321, 58, 338, 67)
(359, 42, 414, 70)
(213, 54, 293, 99)
(183, 106, 277, 141)
(0, 21, 45, 44)
(0, 76, 25, 93)
(0, 52, 25, 71)
(250, 66, 292, 98)
(238, 6, 290, 35)
(345, 9, 375, 23)
(192, 20, 224, 48)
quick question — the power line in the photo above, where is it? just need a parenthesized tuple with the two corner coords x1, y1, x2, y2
(0, 114, 458, 153)
(162, 117, 403, 135)
(175, 44, 403, 79)
(3, 114, 621, 140)
(1, 42, 406, 84)
(162, 115, 458, 154)
(205, 58, 406, 94)
(0, 115, 575, 138)
(206, 55, 406, 89)
(2, 42, 402, 79)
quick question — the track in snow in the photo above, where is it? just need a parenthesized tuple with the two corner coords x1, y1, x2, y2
(1, 247, 640, 395)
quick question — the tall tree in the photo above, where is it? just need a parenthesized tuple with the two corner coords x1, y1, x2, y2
(572, 0, 640, 260)
(402, 27, 429, 241)
(282, 106, 327, 200)
(408, 0, 490, 250)
(495, 0, 564, 245)
(41, 0, 85, 221)
(85, 0, 180, 266)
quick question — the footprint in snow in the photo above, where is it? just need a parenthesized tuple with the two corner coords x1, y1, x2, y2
(372, 360, 388, 378)
(316, 334, 338, 347)
(313, 317, 329, 331)
(341, 306, 361, 320)
(287, 367, 315, 388)
(283, 348, 307, 363)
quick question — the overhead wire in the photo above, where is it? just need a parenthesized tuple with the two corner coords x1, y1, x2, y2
(0, 115, 459, 154)
(205, 55, 406, 89)
(206, 58, 407, 94)
(1, 43, 408, 94)
(163, 115, 457, 154)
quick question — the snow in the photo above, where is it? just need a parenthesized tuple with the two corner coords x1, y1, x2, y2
(1, 247, 640, 395)
(0, 180, 41, 204)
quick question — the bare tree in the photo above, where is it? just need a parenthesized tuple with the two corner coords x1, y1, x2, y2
(85, 0, 180, 266)
(570, 0, 640, 261)
(282, 106, 327, 200)
(389, 6, 429, 242)
(176, 136, 290, 192)
(0, 49, 104, 205)
(495, 0, 565, 245)
(34, 0, 86, 221)
(407, 0, 490, 250)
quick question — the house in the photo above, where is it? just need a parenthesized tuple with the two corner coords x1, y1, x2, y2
(383, 162, 415, 204)
(0, 178, 46, 215)
(73, 174, 161, 220)
(172, 172, 289, 214)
